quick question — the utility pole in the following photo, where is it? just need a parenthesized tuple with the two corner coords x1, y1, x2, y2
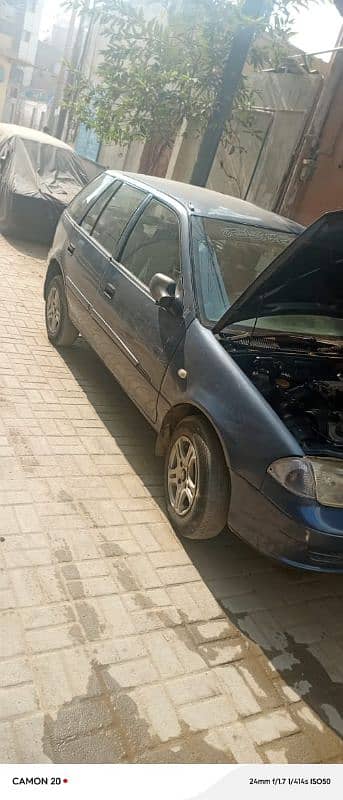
(65, 0, 94, 142)
(55, 0, 92, 142)
(190, 0, 271, 187)
(48, 4, 78, 137)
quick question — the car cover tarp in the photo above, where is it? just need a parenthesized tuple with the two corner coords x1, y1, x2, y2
(0, 128, 91, 239)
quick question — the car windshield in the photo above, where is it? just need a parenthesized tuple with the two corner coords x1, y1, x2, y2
(191, 216, 295, 323)
(191, 216, 343, 339)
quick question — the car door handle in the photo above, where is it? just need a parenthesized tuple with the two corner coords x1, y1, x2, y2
(103, 282, 116, 301)
(67, 242, 75, 255)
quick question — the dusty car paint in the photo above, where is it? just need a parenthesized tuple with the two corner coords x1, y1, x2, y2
(45, 171, 343, 572)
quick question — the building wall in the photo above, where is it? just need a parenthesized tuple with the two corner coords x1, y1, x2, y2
(73, 0, 328, 184)
(19, 97, 47, 128)
(289, 57, 343, 225)
(167, 72, 322, 212)
(0, 0, 44, 122)
(73, 0, 166, 164)
(18, 0, 44, 87)
(0, 30, 12, 119)
(0, 0, 23, 122)
(31, 40, 59, 97)
(0, 58, 11, 120)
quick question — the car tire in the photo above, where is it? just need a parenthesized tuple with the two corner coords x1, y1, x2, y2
(45, 274, 78, 347)
(164, 415, 230, 540)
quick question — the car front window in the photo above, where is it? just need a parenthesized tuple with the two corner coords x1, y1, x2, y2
(191, 216, 296, 324)
(91, 183, 147, 256)
(120, 198, 181, 288)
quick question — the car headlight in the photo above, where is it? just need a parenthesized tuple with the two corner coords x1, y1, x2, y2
(267, 457, 343, 508)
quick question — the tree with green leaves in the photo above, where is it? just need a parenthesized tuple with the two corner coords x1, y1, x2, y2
(66, 0, 314, 177)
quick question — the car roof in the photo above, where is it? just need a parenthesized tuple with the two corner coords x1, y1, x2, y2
(108, 170, 303, 235)
(0, 123, 73, 151)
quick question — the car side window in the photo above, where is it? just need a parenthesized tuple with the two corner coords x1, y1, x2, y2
(91, 184, 147, 256)
(120, 199, 181, 288)
(81, 181, 120, 235)
(68, 173, 115, 224)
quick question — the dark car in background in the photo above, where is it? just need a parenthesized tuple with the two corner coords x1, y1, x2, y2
(44, 171, 343, 572)
(0, 123, 102, 244)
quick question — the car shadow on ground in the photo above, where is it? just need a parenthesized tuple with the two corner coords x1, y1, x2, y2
(4, 235, 49, 261)
(60, 336, 343, 757)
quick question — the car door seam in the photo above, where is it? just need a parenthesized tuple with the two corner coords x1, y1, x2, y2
(66, 276, 91, 309)
(156, 313, 195, 406)
(90, 306, 139, 366)
(105, 257, 155, 302)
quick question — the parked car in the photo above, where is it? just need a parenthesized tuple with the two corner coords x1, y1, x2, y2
(0, 123, 102, 243)
(44, 171, 343, 572)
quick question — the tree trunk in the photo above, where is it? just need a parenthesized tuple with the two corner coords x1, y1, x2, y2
(190, 0, 271, 187)
(139, 139, 173, 176)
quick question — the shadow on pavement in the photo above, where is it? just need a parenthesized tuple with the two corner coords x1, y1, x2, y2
(4, 235, 49, 261)
(60, 336, 343, 759)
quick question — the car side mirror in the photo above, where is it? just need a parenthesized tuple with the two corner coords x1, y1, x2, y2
(149, 273, 183, 315)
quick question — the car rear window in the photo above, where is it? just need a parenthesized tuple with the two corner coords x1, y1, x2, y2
(68, 172, 115, 224)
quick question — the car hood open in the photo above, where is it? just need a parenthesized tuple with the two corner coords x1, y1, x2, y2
(213, 211, 343, 333)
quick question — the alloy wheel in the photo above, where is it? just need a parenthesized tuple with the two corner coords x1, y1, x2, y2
(167, 435, 198, 516)
(46, 285, 61, 335)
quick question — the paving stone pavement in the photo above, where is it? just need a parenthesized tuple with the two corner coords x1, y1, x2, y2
(1, 233, 343, 764)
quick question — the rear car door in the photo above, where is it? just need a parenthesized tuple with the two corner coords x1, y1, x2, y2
(63, 172, 117, 330)
(92, 194, 186, 423)
(64, 177, 146, 335)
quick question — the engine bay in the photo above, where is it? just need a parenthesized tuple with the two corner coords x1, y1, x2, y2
(223, 336, 343, 455)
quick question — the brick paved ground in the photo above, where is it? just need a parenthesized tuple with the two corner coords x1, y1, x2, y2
(1, 233, 343, 764)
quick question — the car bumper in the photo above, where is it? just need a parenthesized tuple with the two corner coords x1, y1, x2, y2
(227, 470, 343, 573)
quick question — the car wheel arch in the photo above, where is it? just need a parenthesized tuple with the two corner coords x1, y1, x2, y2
(44, 259, 65, 300)
(156, 402, 231, 472)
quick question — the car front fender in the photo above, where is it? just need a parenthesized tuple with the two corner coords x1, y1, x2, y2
(158, 319, 303, 489)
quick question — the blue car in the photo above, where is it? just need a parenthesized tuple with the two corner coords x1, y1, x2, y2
(44, 171, 343, 572)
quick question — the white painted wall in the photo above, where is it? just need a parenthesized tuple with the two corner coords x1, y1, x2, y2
(18, 0, 44, 86)
(20, 98, 47, 128)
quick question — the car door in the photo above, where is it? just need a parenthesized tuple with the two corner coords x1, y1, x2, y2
(92, 195, 186, 423)
(64, 178, 147, 336)
(63, 172, 118, 331)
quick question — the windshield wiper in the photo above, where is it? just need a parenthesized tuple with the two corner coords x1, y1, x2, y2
(217, 329, 251, 341)
(272, 333, 343, 352)
(218, 329, 343, 353)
